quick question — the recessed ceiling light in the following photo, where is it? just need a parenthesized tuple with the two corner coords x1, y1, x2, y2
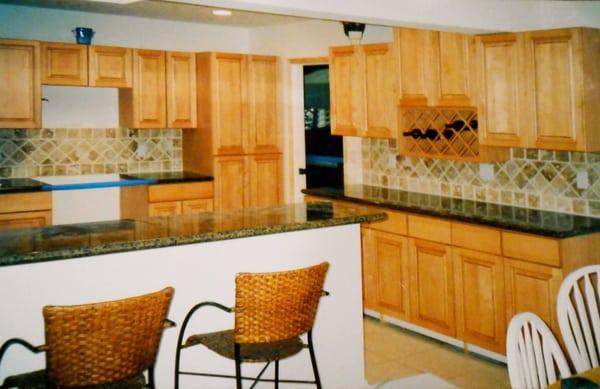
(212, 9, 232, 16)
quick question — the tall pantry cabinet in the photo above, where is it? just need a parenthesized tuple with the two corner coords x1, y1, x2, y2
(183, 52, 283, 210)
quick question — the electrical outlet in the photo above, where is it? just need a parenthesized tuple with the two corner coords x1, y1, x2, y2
(479, 163, 494, 181)
(388, 154, 396, 168)
(576, 171, 589, 189)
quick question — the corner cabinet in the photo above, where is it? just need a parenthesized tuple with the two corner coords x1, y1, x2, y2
(0, 39, 41, 128)
(329, 43, 396, 138)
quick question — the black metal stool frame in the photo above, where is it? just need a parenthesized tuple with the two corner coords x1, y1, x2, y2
(174, 301, 323, 389)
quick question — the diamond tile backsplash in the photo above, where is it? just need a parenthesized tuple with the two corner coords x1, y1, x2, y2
(362, 138, 600, 218)
(0, 128, 182, 178)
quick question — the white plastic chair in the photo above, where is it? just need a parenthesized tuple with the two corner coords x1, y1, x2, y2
(507, 312, 571, 389)
(557, 264, 600, 373)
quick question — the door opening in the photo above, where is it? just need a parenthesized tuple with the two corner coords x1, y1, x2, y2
(302, 65, 343, 189)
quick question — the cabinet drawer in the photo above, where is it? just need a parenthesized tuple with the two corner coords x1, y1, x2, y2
(0, 192, 52, 214)
(452, 222, 501, 255)
(408, 214, 451, 244)
(502, 231, 560, 266)
(369, 209, 407, 235)
(148, 182, 213, 202)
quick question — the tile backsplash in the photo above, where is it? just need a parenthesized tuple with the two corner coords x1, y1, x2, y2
(0, 128, 182, 178)
(362, 138, 600, 218)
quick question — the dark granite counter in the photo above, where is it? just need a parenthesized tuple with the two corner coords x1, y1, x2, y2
(120, 171, 213, 184)
(0, 202, 384, 267)
(303, 185, 600, 238)
(0, 178, 45, 194)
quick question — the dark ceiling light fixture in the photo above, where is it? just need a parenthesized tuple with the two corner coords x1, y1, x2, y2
(342, 22, 366, 44)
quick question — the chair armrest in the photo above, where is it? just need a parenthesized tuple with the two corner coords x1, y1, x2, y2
(321, 290, 330, 297)
(175, 302, 232, 348)
(163, 319, 177, 329)
(0, 338, 45, 371)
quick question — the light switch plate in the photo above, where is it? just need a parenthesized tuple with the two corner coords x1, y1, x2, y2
(577, 171, 589, 189)
(479, 163, 494, 181)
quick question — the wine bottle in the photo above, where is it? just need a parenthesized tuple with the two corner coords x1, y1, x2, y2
(402, 129, 424, 139)
(422, 129, 439, 140)
(442, 120, 478, 139)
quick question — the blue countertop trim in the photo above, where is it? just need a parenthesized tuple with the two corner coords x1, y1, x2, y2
(41, 179, 159, 191)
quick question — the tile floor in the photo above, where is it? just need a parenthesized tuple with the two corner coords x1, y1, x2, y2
(364, 317, 510, 388)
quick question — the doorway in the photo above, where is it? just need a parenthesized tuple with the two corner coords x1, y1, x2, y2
(302, 65, 344, 189)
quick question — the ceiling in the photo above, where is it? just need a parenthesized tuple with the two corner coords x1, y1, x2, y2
(0, 0, 306, 27)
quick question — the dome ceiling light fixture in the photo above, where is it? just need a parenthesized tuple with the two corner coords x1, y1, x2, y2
(342, 22, 366, 44)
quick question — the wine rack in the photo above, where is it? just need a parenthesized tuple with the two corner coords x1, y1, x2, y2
(398, 107, 508, 162)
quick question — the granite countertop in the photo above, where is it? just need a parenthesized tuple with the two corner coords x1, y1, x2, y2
(119, 171, 214, 184)
(0, 178, 45, 194)
(0, 201, 384, 267)
(303, 185, 600, 238)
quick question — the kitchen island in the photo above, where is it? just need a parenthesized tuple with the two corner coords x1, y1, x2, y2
(0, 202, 384, 388)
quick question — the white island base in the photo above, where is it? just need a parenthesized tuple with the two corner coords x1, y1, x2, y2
(0, 224, 366, 388)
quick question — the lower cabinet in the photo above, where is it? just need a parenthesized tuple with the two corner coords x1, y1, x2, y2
(454, 248, 506, 353)
(408, 238, 456, 337)
(0, 192, 52, 230)
(0, 210, 51, 230)
(148, 201, 182, 217)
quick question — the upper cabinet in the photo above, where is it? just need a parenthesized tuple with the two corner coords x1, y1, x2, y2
(0, 39, 41, 129)
(329, 43, 396, 138)
(166, 51, 197, 128)
(88, 45, 132, 88)
(41, 42, 88, 86)
(248, 55, 280, 154)
(394, 28, 476, 108)
(477, 28, 600, 151)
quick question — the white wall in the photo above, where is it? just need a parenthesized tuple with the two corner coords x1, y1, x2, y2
(0, 4, 251, 129)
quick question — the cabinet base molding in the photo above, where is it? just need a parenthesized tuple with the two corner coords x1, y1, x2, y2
(368, 311, 507, 363)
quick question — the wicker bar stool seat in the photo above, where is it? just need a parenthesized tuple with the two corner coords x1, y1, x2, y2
(0, 287, 175, 389)
(175, 262, 330, 389)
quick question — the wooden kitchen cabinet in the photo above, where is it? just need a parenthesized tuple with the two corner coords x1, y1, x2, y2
(409, 238, 455, 337)
(166, 51, 197, 128)
(454, 248, 506, 353)
(120, 49, 166, 128)
(214, 155, 249, 210)
(248, 55, 280, 154)
(0, 39, 41, 128)
(394, 28, 432, 107)
(0, 192, 52, 230)
(182, 199, 213, 214)
(329, 43, 396, 138)
(249, 153, 283, 208)
(0, 211, 51, 230)
(88, 45, 132, 88)
(148, 201, 181, 217)
(41, 42, 88, 86)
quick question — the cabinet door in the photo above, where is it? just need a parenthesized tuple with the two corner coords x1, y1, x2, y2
(213, 53, 247, 155)
(454, 248, 506, 353)
(362, 43, 397, 139)
(166, 51, 197, 129)
(214, 155, 248, 210)
(409, 238, 455, 336)
(504, 259, 563, 335)
(431, 32, 476, 107)
(41, 42, 88, 86)
(361, 227, 378, 310)
(476, 33, 527, 147)
(148, 201, 182, 217)
(0, 211, 51, 230)
(182, 199, 213, 214)
(0, 39, 40, 128)
(248, 55, 280, 153)
(522, 29, 584, 151)
(394, 28, 432, 107)
(130, 49, 166, 128)
(88, 45, 132, 88)
(249, 153, 282, 208)
(329, 45, 362, 136)
(372, 230, 410, 320)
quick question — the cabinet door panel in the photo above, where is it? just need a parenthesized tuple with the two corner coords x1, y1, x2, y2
(409, 238, 455, 336)
(363, 43, 396, 138)
(214, 53, 247, 155)
(132, 49, 166, 128)
(329, 46, 362, 136)
(0, 39, 40, 128)
(476, 34, 527, 147)
(524, 29, 583, 150)
(182, 199, 213, 214)
(0, 211, 51, 230)
(395, 28, 431, 106)
(148, 201, 181, 217)
(41, 42, 87, 86)
(504, 259, 562, 334)
(167, 51, 197, 128)
(361, 227, 378, 310)
(89, 45, 132, 88)
(454, 248, 505, 353)
(249, 153, 282, 208)
(434, 32, 476, 107)
(248, 55, 279, 153)
(214, 155, 248, 210)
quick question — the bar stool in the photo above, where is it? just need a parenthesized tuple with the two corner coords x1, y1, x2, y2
(174, 262, 330, 389)
(0, 287, 175, 389)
